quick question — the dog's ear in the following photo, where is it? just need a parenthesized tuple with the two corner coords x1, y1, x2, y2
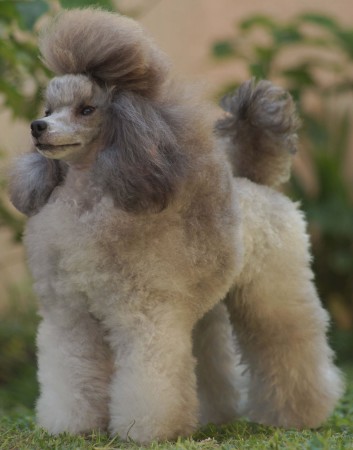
(93, 93, 187, 213)
(9, 152, 66, 216)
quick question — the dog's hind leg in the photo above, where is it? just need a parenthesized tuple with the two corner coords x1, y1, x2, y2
(225, 182, 344, 428)
(193, 302, 246, 426)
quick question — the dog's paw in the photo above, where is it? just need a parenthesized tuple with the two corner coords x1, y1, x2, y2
(109, 390, 197, 443)
(245, 362, 344, 429)
(37, 392, 109, 435)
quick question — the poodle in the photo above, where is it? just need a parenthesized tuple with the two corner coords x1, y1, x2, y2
(10, 8, 343, 444)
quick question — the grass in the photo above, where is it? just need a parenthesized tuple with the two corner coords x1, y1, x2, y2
(1, 366, 352, 450)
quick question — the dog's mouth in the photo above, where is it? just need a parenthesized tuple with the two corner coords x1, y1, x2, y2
(36, 143, 81, 152)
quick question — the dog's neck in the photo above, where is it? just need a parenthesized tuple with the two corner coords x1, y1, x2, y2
(57, 165, 103, 213)
(65, 166, 91, 190)
(64, 145, 100, 171)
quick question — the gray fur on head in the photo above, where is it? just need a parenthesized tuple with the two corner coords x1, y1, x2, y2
(9, 152, 66, 216)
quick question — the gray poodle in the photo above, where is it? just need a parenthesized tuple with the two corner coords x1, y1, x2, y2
(10, 8, 343, 444)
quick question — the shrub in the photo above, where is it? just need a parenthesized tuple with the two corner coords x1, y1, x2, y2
(0, 281, 39, 414)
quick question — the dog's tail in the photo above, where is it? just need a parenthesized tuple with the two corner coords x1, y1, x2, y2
(215, 79, 300, 188)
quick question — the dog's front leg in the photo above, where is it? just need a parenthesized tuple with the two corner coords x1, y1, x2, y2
(106, 305, 199, 444)
(36, 308, 113, 434)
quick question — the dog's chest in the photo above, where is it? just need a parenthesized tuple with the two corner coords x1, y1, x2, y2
(24, 182, 137, 306)
(24, 172, 241, 316)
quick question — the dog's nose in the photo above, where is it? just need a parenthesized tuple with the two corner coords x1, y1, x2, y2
(31, 120, 48, 138)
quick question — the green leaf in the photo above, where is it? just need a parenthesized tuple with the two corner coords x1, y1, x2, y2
(298, 13, 339, 32)
(0, 79, 25, 117)
(15, 0, 49, 30)
(249, 63, 268, 79)
(212, 41, 235, 59)
(272, 27, 303, 45)
(334, 30, 353, 59)
(301, 113, 330, 148)
(282, 65, 315, 88)
(250, 46, 276, 78)
(240, 14, 277, 31)
(0, 40, 20, 67)
(298, 13, 353, 59)
(59, 0, 114, 10)
(0, 2, 19, 24)
(332, 111, 351, 161)
(254, 46, 276, 62)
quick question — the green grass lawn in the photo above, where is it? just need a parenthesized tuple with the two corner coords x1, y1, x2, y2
(1, 366, 352, 450)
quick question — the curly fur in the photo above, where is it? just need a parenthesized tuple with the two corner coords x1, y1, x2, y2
(9, 152, 66, 216)
(9, 8, 343, 444)
(39, 8, 168, 98)
(216, 78, 300, 187)
(93, 90, 190, 212)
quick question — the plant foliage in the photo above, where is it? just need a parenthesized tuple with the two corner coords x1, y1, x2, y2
(0, 281, 39, 414)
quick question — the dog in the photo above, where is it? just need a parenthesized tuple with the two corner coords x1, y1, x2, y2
(10, 8, 343, 444)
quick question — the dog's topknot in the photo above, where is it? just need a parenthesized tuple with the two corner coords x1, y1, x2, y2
(39, 8, 169, 97)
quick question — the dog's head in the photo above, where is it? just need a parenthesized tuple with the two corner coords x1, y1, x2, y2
(31, 74, 109, 166)
(31, 8, 189, 212)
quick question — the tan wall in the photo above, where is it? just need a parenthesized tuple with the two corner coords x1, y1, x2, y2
(138, 0, 353, 88)
(1, 0, 353, 304)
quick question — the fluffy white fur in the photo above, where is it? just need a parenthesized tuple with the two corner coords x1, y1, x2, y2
(9, 8, 343, 444)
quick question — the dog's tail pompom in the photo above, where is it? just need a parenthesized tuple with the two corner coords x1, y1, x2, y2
(215, 79, 300, 188)
(39, 8, 169, 97)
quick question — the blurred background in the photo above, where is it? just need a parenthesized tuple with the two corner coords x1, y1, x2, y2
(1, 0, 352, 415)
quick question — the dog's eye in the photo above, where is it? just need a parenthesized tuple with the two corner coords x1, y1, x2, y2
(44, 109, 51, 117)
(80, 106, 96, 116)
